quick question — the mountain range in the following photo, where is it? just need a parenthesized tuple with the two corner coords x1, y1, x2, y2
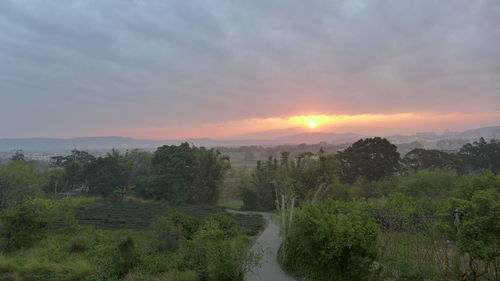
(0, 126, 499, 152)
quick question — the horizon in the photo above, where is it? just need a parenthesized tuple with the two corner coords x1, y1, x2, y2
(2, 123, 499, 142)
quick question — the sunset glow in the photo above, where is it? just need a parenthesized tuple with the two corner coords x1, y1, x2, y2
(97, 112, 500, 140)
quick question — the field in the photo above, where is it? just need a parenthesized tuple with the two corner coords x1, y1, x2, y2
(74, 199, 264, 236)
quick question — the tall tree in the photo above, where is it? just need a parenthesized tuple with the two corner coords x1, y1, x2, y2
(459, 138, 500, 174)
(63, 149, 95, 189)
(0, 161, 43, 211)
(336, 137, 400, 184)
(85, 149, 133, 197)
(190, 147, 230, 204)
(136, 143, 230, 204)
(403, 148, 461, 172)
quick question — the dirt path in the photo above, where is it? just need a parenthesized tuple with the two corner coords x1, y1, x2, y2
(245, 213, 296, 281)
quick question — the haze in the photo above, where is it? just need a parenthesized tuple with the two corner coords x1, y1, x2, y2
(1, 0, 499, 139)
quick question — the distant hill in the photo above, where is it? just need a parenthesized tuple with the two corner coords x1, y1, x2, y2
(0, 137, 210, 152)
(458, 126, 500, 139)
(1, 126, 498, 152)
(275, 132, 365, 144)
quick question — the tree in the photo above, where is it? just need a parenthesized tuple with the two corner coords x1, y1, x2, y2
(190, 147, 230, 204)
(85, 149, 133, 197)
(403, 148, 461, 172)
(241, 151, 340, 211)
(40, 168, 69, 196)
(0, 161, 44, 211)
(10, 150, 25, 161)
(241, 156, 280, 211)
(445, 173, 500, 280)
(63, 149, 95, 189)
(49, 156, 65, 167)
(125, 149, 153, 187)
(459, 138, 500, 174)
(336, 137, 401, 184)
(137, 143, 196, 202)
(136, 143, 230, 204)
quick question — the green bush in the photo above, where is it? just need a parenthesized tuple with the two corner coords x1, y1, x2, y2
(180, 219, 255, 281)
(399, 169, 459, 199)
(0, 202, 48, 252)
(113, 237, 141, 276)
(284, 200, 380, 281)
(150, 217, 185, 251)
(164, 211, 200, 239)
(205, 214, 238, 237)
(444, 173, 500, 280)
(68, 236, 88, 253)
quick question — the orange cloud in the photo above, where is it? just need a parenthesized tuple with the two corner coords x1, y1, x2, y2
(96, 112, 500, 140)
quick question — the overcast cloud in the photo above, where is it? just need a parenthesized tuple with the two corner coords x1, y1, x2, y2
(1, 0, 499, 138)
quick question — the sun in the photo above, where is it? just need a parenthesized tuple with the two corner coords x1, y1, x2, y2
(308, 121, 317, 128)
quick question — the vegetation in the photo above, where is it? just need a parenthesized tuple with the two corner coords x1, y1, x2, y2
(336, 137, 401, 183)
(0, 137, 498, 280)
(241, 150, 339, 211)
(134, 143, 231, 204)
(238, 137, 499, 281)
(284, 200, 379, 281)
(0, 198, 262, 281)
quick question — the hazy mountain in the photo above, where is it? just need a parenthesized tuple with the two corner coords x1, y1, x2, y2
(275, 132, 365, 144)
(1, 126, 498, 152)
(458, 126, 500, 139)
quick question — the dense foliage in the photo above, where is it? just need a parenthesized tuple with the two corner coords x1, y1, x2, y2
(445, 173, 500, 280)
(85, 149, 134, 197)
(136, 143, 230, 204)
(237, 137, 499, 281)
(284, 200, 379, 281)
(336, 137, 401, 183)
(241, 151, 339, 211)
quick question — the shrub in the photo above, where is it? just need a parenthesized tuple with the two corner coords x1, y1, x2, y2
(0, 202, 48, 252)
(399, 169, 459, 199)
(150, 217, 185, 251)
(164, 211, 200, 239)
(180, 219, 256, 281)
(113, 237, 141, 276)
(153, 270, 197, 281)
(284, 200, 380, 281)
(68, 236, 88, 253)
(205, 214, 238, 237)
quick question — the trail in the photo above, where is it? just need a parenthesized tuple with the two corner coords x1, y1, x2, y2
(245, 212, 296, 281)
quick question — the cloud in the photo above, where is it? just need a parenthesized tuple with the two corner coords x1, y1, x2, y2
(0, 0, 499, 137)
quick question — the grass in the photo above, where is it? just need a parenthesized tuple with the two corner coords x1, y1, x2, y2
(0, 198, 265, 281)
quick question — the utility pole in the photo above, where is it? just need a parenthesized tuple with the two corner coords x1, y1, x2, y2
(454, 209, 466, 280)
(282, 195, 286, 262)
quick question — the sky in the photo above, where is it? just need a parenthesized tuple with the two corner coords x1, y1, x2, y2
(1, 0, 499, 139)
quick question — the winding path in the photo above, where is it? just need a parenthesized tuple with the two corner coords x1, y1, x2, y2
(246, 213, 296, 281)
